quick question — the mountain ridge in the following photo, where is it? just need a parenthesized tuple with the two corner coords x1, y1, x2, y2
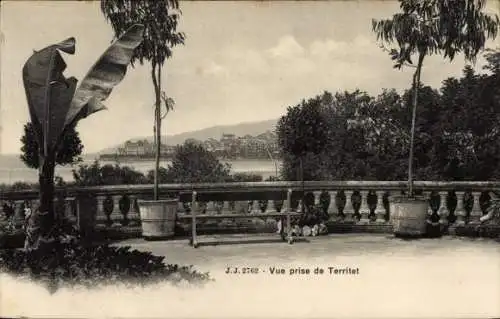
(98, 118, 279, 154)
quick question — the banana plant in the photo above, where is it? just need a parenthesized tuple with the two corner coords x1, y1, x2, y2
(22, 24, 144, 250)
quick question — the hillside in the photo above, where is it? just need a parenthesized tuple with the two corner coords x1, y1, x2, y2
(98, 118, 279, 154)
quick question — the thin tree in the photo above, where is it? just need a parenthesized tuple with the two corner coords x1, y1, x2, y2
(101, 0, 185, 201)
(372, 0, 499, 196)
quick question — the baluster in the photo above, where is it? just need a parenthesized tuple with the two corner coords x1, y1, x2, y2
(438, 191, 450, 225)
(281, 196, 289, 212)
(454, 191, 466, 226)
(357, 191, 370, 224)
(64, 197, 76, 223)
(313, 191, 321, 206)
(343, 191, 355, 222)
(469, 192, 483, 224)
(31, 198, 40, 211)
(266, 199, 276, 213)
(0, 200, 4, 219)
(96, 195, 107, 227)
(423, 191, 434, 218)
(327, 191, 338, 217)
(375, 191, 387, 223)
(206, 201, 215, 215)
(177, 200, 186, 214)
(296, 199, 304, 213)
(128, 195, 140, 226)
(222, 201, 231, 214)
(108, 195, 122, 227)
(251, 200, 261, 213)
(14, 200, 24, 229)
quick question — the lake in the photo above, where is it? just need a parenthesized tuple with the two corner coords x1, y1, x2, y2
(0, 154, 281, 184)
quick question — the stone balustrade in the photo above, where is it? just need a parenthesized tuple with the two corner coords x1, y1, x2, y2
(0, 181, 498, 236)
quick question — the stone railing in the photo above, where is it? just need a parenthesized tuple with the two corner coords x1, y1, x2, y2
(1, 181, 499, 237)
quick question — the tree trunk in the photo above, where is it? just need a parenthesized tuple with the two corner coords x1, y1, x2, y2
(24, 154, 56, 251)
(408, 52, 426, 197)
(152, 63, 162, 201)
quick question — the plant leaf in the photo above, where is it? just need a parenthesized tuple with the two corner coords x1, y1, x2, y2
(65, 24, 145, 127)
(22, 37, 77, 153)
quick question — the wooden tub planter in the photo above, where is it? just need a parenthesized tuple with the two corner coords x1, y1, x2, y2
(137, 198, 178, 240)
(390, 195, 429, 238)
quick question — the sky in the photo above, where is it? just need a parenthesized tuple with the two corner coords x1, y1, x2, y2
(1, 0, 499, 155)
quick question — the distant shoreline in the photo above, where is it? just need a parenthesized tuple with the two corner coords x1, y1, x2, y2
(98, 154, 282, 163)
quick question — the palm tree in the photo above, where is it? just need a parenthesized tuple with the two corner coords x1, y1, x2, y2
(101, 0, 185, 201)
(372, 0, 499, 197)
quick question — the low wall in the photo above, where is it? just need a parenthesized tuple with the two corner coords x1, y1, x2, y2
(1, 181, 500, 246)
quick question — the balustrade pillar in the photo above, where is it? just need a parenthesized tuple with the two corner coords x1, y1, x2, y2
(469, 192, 483, 224)
(343, 191, 355, 222)
(251, 200, 261, 213)
(438, 192, 450, 225)
(327, 191, 338, 217)
(281, 197, 289, 213)
(64, 197, 77, 223)
(14, 200, 24, 228)
(108, 195, 122, 227)
(313, 191, 322, 206)
(222, 201, 231, 214)
(96, 195, 107, 226)
(128, 195, 140, 226)
(205, 201, 215, 214)
(296, 199, 303, 213)
(177, 201, 186, 214)
(454, 192, 466, 226)
(424, 191, 434, 217)
(375, 191, 387, 223)
(357, 191, 371, 224)
(266, 200, 276, 213)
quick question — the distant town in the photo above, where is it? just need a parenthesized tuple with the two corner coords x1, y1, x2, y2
(99, 131, 280, 161)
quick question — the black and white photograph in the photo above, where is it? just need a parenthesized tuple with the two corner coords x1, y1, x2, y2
(0, 0, 499, 317)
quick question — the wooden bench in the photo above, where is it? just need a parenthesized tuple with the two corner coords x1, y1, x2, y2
(177, 188, 302, 248)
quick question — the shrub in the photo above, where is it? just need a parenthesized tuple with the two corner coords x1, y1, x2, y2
(72, 161, 148, 186)
(0, 242, 212, 293)
(229, 173, 263, 182)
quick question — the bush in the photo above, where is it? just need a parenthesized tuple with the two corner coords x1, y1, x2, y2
(72, 161, 149, 186)
(0, 242, 212, 293)
(0, 181, 38, 192)
(229, 173, 263, 182)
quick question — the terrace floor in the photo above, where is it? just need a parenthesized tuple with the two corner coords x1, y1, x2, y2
(2, 233, 499, 319)
(112, 233, 500, 318)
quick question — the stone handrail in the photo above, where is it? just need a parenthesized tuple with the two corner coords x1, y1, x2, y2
(1, 181, 499, 236)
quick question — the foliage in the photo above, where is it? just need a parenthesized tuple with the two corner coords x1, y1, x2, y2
(372, 0, 499, 69)
(166, 141, 231, 183)
(277, 95, 331, 157)
(0, 242, 211, 293)
(21, 25, 144, 250)
(0, 181, 39, 192)
(20, 122, 83, 170)
(229, 173, 264, 182)
(372, 0, 499, 195)
(276, 49, 500, 182)
(100, 0, 186, 200)
(100, 0, 185, 67)
(72, 161, 149, 186)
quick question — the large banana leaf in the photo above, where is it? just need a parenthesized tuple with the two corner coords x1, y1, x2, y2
(65, 24, 145, 127)
(22, 37, 77, 154)
(22, 24, 144, 155)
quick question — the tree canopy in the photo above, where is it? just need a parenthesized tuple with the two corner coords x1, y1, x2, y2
(20, 122, 83, 170)
(276, 48, 500, 182)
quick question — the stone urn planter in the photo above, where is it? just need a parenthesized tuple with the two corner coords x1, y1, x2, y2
(389, 195, 429, 238)
(137, 199, 178, 240)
